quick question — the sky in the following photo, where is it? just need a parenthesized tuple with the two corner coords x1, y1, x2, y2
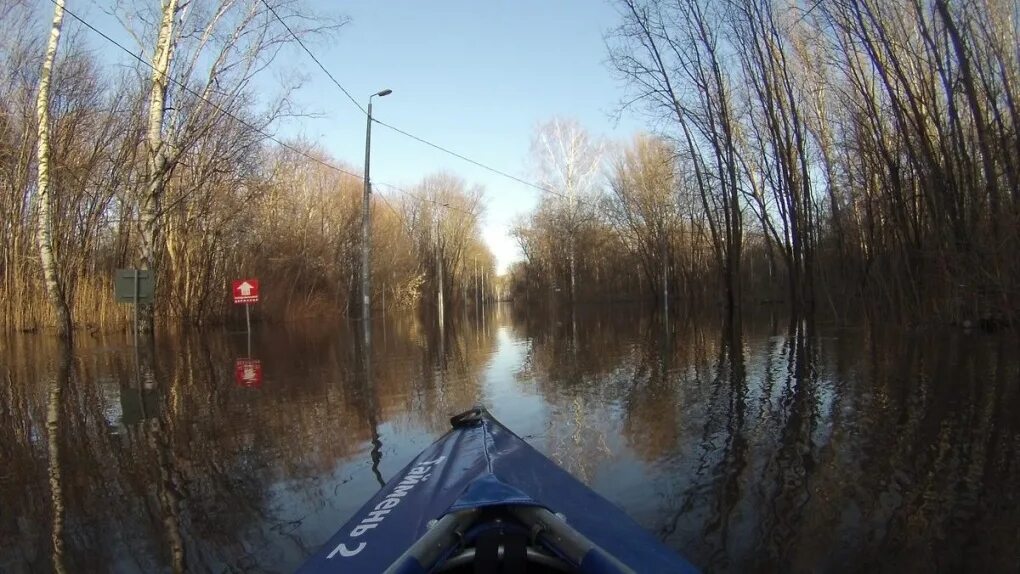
(71, 0, 647, 274)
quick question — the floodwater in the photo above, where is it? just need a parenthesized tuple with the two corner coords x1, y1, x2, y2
(1, 305, 1018, 573)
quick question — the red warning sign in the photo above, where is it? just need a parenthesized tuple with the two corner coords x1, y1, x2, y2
(232, 279, 259, 304)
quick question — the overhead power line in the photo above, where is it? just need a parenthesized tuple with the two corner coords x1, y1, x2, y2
(256, 0, 366, 115)
(375, 182, 476, 217)
(48, 0, 474, 220)
(375, 119, 567, 203)
(256, 0, 579, 207)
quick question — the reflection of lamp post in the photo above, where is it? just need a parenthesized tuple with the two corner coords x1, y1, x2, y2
(361, 88, 392, 342)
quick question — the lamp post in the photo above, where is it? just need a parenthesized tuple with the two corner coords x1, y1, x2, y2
(362, 88, 391, 343)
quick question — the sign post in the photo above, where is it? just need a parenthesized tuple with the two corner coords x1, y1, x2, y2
(246, 303, 251, 356)
(115, 268, 154, 343)
(133, 268, 138, 342)
(232, 279, 261, 388)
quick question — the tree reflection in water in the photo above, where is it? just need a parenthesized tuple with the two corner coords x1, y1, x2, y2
(46, 341, 70, 574)
(1, 306, 1018, 572)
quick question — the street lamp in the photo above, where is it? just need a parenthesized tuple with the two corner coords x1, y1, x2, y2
(362, 88, 391, 343)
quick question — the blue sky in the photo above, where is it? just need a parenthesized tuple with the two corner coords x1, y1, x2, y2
(73, 0, 646, 273)
(292, 0, 644, 273)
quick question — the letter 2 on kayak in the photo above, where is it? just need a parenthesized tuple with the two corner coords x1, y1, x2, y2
(298, 406, 700, 573)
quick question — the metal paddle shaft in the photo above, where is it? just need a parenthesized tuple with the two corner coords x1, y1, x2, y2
(381, 510, 478, 574)
(511, 506, 637, 574)
(382, 505, 636, 574)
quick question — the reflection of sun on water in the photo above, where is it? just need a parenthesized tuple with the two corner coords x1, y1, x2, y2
(548, 396, 613, 485)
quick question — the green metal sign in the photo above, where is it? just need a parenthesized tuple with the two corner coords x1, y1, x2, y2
(114, 268, 154, 304)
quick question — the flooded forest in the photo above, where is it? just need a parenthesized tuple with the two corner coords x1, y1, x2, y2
(3, 308, 1018, 571)
(3, 0, 1020, 333)
(2, 0, 1019, 572)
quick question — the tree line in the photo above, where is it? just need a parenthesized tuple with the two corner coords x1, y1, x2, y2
(508, 0, 1019, 327)
(1, 0, 496, 336)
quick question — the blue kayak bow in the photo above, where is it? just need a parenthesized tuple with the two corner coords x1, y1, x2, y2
(298, 407, 699, 573)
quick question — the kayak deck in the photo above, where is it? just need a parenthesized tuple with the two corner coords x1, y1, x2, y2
(299, 407, 699, 573)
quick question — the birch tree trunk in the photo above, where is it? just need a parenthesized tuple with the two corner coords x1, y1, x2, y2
(140, 0, 180, 334)
(35, 0, 72, 337)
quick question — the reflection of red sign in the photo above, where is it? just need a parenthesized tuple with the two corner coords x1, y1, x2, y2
(235, 359, 262, 388)
(232, 279, 259, 304)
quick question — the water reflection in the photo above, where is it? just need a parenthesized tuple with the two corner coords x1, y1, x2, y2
(46, 342, 70, 574)
(354, 332, 384, 488)
(1, 306, 1018, 572)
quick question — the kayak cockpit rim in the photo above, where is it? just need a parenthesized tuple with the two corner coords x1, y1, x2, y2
(381, 504, 636, 574)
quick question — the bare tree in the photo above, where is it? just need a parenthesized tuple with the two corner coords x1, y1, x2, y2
(401, 173, 486, 321)
(35, 0, 72, 337)
(137, 0, 179, 334)
(605, 134, 682, 305)
(530, 118, 604, 301)
(129, 0, 344, 332)
(608, 0, 746, 323)
(730, 0, 817, 314)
